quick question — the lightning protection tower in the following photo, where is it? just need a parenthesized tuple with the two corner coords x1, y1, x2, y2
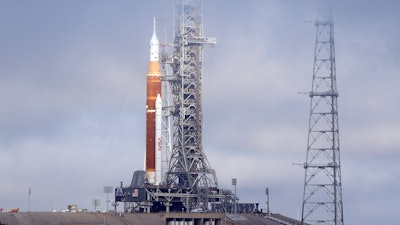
(166, 0, 218, 209)
(301, 4, 344, 225)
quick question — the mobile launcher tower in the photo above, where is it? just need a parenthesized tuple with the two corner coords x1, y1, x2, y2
(115, 0, 229, 213)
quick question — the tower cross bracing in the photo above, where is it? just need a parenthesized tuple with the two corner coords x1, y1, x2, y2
(166, 0, 218, 198)
(301, 6, 344, 225)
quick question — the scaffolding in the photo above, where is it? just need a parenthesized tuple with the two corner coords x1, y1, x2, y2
(165, 0, 218, 211)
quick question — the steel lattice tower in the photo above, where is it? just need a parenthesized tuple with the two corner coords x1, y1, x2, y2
(301, 4, 344, 225)
(166, 0, 218, 196)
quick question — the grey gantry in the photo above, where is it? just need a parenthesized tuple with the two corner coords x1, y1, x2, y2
(166, 0, 218, 210)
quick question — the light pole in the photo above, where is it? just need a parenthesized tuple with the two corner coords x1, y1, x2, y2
(92, 199, 100, 212)
(104, 186, 113, 212)
(28, 187, 31, 212)
(266, 188, 270, 216)
(232, 178, 237, 215)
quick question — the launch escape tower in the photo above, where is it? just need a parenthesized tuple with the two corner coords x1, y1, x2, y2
(301, 4, 344, 225)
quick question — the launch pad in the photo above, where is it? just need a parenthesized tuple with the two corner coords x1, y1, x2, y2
(115, 171, 258, 214)
(116, 185, 224, 213)
(115, 171, 236, 213)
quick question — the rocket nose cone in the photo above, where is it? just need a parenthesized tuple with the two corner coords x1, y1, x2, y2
(156, 93, 161, 102)
(156, 93, 162, 107)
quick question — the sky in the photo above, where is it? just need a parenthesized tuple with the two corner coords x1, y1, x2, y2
(0, 0, 399, 224)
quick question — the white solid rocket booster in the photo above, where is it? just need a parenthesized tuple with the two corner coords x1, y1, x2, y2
(155, 93, 162, 185)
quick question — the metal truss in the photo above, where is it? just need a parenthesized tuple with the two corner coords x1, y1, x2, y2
(166, 0, 218, 208)
(301, 6, 344, 225)
(120, 186, 226, 213)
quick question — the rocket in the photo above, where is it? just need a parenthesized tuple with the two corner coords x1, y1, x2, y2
(145, 18, 162, 185)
